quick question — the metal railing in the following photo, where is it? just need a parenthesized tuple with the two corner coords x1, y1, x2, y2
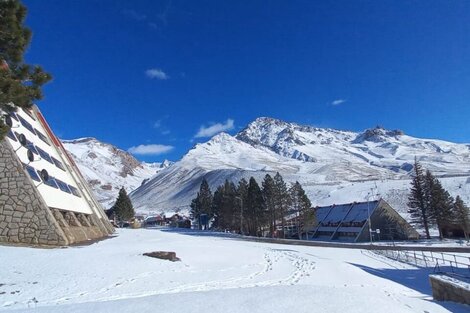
(372, 249, 470, 277)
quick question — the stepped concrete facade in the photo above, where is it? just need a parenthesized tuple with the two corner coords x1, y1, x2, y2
(0, 106, 114, 246)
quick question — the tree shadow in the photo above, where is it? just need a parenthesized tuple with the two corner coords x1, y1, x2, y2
(348, 262, 469, 312)
(159, 228, 242, 239)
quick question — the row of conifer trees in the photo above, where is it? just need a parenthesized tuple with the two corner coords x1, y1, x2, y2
(190, 173, 314, 238)
(408, 160, 470, 239)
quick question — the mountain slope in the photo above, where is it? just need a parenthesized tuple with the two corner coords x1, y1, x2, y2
(62, 137, 171, 208)
(130, 118, 470, 218)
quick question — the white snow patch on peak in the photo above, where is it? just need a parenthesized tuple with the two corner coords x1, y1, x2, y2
(131, 116, 470, 217)
(62, 137, 100, 144)
(63, 137, 169, 208)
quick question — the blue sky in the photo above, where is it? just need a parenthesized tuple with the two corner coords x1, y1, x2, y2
(23, 0, 470, 162)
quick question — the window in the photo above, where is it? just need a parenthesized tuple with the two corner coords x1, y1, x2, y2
(24, 164, 41, 182)
(36, 146, 53, 164)
(21, 108, 36, 120)
(18, 115, 36, 135)
(14, 132, 39, 154)
(69, 185, 81, 197)
(56, 179, 72, 193)
(52, 157, 66, 171)
(37, 171, 58, 189)
(9, 112, 18, 121)
(34, 128, 50, 145)
(7, 130, 17, 141)
(25, 140, 39, 155)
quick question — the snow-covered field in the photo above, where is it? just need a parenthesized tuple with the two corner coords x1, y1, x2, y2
(0, 229, 468, 313)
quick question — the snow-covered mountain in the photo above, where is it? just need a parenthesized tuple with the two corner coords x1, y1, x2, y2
(62, 137, 172, 208)
(130, 117, 470, 217)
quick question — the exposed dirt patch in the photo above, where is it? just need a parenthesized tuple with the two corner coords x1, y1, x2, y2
(143, 251, 180, 262)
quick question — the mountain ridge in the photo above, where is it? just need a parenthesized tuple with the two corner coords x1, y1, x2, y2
(62, 137, 172, 208)
(129, 117, 470, 217)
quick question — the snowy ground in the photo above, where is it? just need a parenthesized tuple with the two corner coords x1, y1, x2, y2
(0, 229, 468, 313)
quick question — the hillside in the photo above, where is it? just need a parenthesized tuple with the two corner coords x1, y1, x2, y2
(62, 137, 171, 208)
(130, 118, 470, 217)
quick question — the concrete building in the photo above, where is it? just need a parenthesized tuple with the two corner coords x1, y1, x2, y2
(309, 199, 419, 242)
(0, 105, 114, 246)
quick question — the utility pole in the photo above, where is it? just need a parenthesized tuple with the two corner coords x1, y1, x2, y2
(367, 191, 373, 244)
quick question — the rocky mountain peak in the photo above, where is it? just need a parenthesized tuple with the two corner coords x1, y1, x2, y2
(62, 137, 166, 208)
(354, 126, 405, 143)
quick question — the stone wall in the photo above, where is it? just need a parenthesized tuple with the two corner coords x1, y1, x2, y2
(0, 139, 69, 246)
(429, 274, 470, 305)
(0, 139, 113, 246)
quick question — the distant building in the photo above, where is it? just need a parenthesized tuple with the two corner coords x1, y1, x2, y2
(0, 106, 114, 246)
(143, 215, 165, 227)
(289, 199, 419, 242)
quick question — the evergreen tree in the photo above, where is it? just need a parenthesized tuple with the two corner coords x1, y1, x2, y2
(290, 182, 313, 239)
(0, 0, 52, 139)
(190, 193, 202, 228)
(273, 172, 291, 238)
(237, 178, 249, 234)
(199, 178, 213, 216)
(212, 180, 237, 230)
(190, 178, 213, 229)
(112, 187, 135, 221)
(424, 171, 454, 239)
(262, 174, 277, 237)
(453, 196, 470, 240)
(211, 186, 224, 229)
(246, 177, 265, 236)
(407, 159, 431, 239)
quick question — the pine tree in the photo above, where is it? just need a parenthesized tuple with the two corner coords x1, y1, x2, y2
(212, 180, 237, 230)
(237, 178, 249, 234)
(199, 178, 213, 216)
(0, 0, 52, 139)
(407, 159, 431, 239)
(246, 177, 265, 236)
(211, 186, 224, 229)
(290, 182, 313, 239)
(190, 178, 213, 229)
(273, 172, 291, 238)
(424, 171, 454, 239)
(262, 174, 277, 237)
(190, 193, 202, 228)
(453, 196, 470, 240)
(112, 187, 135, 221)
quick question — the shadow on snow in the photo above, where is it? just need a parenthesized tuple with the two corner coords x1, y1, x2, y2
(348, 262, 469, 312)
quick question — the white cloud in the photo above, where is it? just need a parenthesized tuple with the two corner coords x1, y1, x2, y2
(331, 99, 346, 106)
(128, 144, 174, 155)
(194, 119, 235, 138)
(145, 68, 169, 80)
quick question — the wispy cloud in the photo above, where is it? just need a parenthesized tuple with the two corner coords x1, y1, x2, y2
(121, 8, 164, 30)
(153, 116, 171, 135)
(194, 119, 235, 138)
(122, 9, 147, 21)
(331, 99, 346, 106)
(146, 68, 169, 80)
(154, 120, 162, 128)
(128, 144, 174, 155)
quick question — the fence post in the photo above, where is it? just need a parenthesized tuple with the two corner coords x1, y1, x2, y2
(422, 251, 427, 267)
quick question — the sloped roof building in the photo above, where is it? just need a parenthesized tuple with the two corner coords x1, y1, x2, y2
(310, 199, 419, 242)
(0, 105, 114, 246)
